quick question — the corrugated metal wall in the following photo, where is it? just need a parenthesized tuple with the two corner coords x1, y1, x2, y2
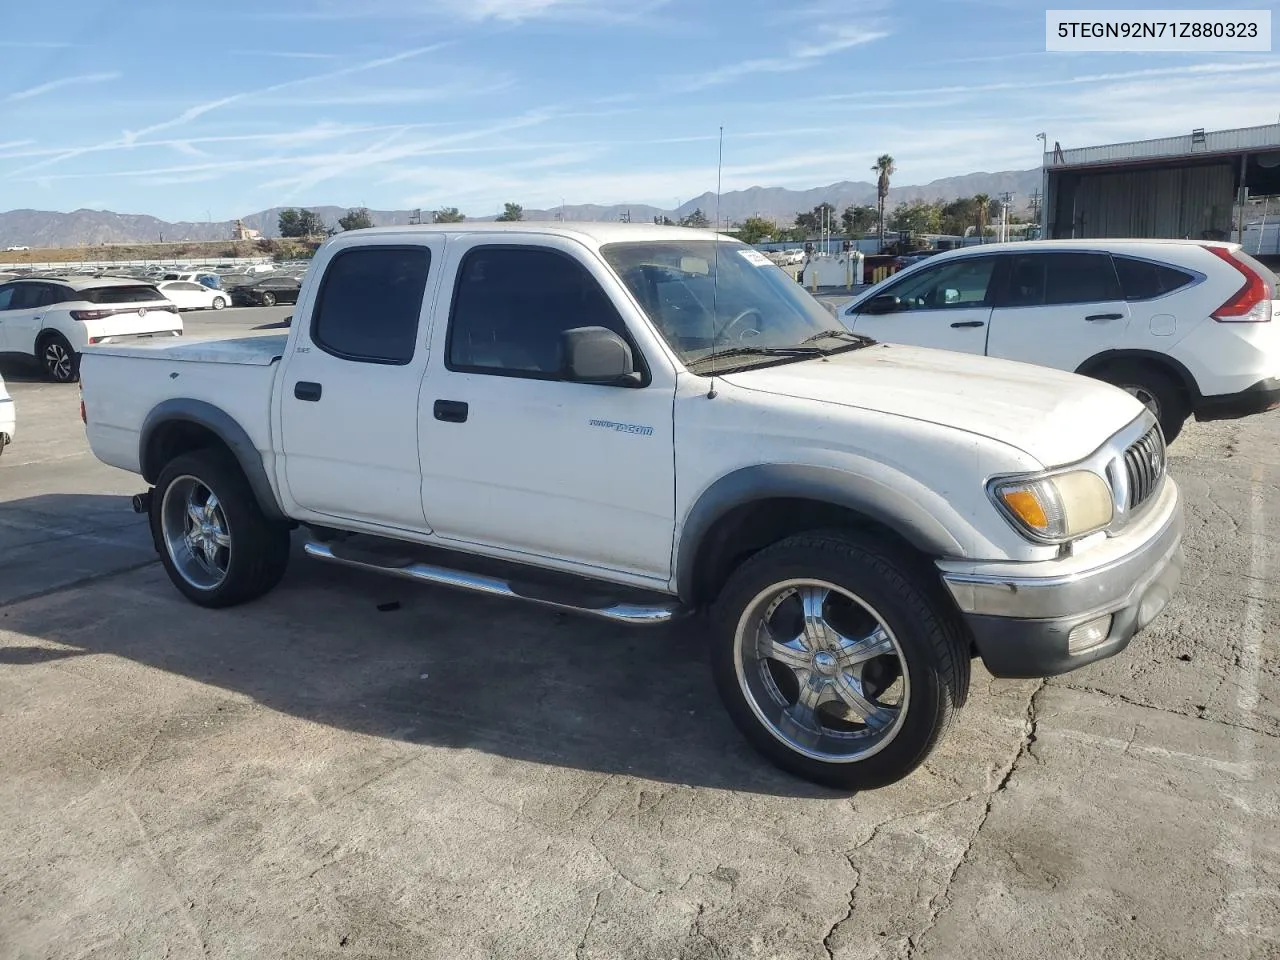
(1050, 164, 1235, 239)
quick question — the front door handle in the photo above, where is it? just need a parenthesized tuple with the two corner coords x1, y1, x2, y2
(950, 320, 985, 328)
(434, 399, 469, 423)
(294, 381, 322, 401)
(1085, 313, 1124, 322)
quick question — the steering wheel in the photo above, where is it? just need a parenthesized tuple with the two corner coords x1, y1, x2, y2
(719, 308, 764, 343)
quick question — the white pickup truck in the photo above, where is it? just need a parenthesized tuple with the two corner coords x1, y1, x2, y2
(81, 224, 1184, 790)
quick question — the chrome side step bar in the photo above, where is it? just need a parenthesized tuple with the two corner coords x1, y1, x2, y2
(303, 541, 686, 626)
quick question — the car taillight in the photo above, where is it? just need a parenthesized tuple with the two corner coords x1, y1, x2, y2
(70, 309, 113, 321)
(1205, 246, 1273, 322)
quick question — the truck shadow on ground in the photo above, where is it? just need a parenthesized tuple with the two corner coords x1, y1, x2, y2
(1, 493, 834, 798)
(0, 357, 45, 383)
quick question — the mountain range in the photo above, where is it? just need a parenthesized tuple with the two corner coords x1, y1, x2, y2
(0, 168, 1042, 248)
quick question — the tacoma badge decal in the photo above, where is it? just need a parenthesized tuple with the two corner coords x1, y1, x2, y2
(589, 419, 654, 437)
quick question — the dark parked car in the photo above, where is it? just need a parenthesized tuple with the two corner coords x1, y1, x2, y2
(229, 275, 301, 307)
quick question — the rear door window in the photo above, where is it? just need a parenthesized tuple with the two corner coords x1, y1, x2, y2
(1112, 256, 1195, 301)
(1000, 253, 1121, 306)
(312, 246, 431, 364)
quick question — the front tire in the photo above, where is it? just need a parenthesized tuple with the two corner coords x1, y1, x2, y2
(709, 531, 969, 790)
(39, 332, 79, 383)
(151, 449, 291, 608)
(261, 292, 276, 307)
(211, 296, 226, 310)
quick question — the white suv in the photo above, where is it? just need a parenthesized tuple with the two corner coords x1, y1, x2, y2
(841, 239, 1280, 441)
(0, 276, 183, 382)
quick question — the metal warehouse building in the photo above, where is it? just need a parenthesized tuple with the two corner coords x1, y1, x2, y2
(1042, 122, 1280, 242)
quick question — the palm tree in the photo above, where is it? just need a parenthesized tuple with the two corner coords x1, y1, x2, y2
(872, 154, 895, 252)
(973, 193, 992, 244)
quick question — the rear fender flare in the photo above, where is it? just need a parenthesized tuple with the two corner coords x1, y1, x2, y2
(139, 398, 285, 520)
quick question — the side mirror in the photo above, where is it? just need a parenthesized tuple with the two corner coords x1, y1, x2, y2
(943, 288, 961, 305)
(561, 326, 641, 386)
(862, 294, 902, 315)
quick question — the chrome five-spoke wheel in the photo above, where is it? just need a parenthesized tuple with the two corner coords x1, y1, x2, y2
(160, 475, 232, 590)
(734, 579, 909, 763)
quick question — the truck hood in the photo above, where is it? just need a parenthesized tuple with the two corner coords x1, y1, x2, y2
(723, 343, 1144, 466)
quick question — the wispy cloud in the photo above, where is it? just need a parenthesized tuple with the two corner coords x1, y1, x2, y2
(4, 44, 449, 177)
(679, 27, 888, 89)
(229, 49, 340, 60)
(0, 40, 75, 48)
(818, 59, 1280, 102)
(253, 0, 668, 24)
(7, 71, 119, 102)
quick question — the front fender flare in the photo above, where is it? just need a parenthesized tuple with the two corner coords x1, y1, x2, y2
(674, 463, 969, 602)
(140, 398, 285, 520)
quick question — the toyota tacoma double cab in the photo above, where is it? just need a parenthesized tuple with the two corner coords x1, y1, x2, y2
(80, 224, 1184, 789)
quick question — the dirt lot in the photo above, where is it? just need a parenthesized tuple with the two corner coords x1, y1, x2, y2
(1, 312, 1277, 959)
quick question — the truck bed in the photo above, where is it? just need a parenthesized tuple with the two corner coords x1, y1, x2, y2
(81, 334, 286, 478)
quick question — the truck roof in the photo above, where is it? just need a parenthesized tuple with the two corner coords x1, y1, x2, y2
(338, 222, 729, 245)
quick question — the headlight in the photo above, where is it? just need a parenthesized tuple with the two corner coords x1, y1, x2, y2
(991, 470, 1114, 542)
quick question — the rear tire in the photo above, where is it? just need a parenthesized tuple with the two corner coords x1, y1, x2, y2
(211, 296, 226, 310)
(261, 292, 276, 307)
(709, 531, 969, 791)
(151, 449, 291, 608)
(1094, 362, 1188, 443)
(38, 332, 79, 383)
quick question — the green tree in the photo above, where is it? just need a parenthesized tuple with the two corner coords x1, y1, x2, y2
(337, 207, 374, 231)
(794, 202, 836, 236)
(939, 197, 978, 236)
(841, 204, 877, 236)
(277, 208, 302, 238)
(888, 200, 941, 235)
(495, 202, 524, 222)
(679, 208, 709, 228)
(972, 193, 991, 242)
(872, 154, 896, 250)
(278, 208, 325, 238)
(433, 207, 465, 223)
(737, 215, 776, 245)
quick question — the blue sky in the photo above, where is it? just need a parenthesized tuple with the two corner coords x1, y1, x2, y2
(0, 0, 1277, 220)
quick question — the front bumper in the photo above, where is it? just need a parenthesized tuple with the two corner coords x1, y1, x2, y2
(938, 479, 1183, 678)
(1194, 376, 1280, 422)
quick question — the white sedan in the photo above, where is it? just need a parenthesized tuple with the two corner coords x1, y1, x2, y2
(0, 370, 14, 457)
(157, 280, 229, 311)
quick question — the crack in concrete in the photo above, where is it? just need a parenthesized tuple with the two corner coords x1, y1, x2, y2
(821, 856, 861, 960)
(574, 889, 603, 959)
(1063, 683, 1280, 740)
(899, 680, 1045, 960)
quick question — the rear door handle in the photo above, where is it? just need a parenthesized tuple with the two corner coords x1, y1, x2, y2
(950, 320, 985, 328)
(434, 399, 469, 423)
(1085, 313, 1124, 322)
(294, 381, 322, 401)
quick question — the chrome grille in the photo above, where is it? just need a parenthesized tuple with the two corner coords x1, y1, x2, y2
(1123, 425, 1165, 511)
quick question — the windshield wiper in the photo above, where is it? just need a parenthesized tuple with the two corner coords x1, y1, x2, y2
(686, 345, 826, 371)
(800, 329, 876, 347)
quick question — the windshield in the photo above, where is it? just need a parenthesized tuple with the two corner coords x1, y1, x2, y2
(601, 240, 840, 369)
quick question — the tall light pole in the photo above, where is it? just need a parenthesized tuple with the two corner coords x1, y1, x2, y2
(1036, 132, 1049, 239)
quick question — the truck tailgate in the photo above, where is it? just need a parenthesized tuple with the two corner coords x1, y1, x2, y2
(81, 335, 286, 477)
